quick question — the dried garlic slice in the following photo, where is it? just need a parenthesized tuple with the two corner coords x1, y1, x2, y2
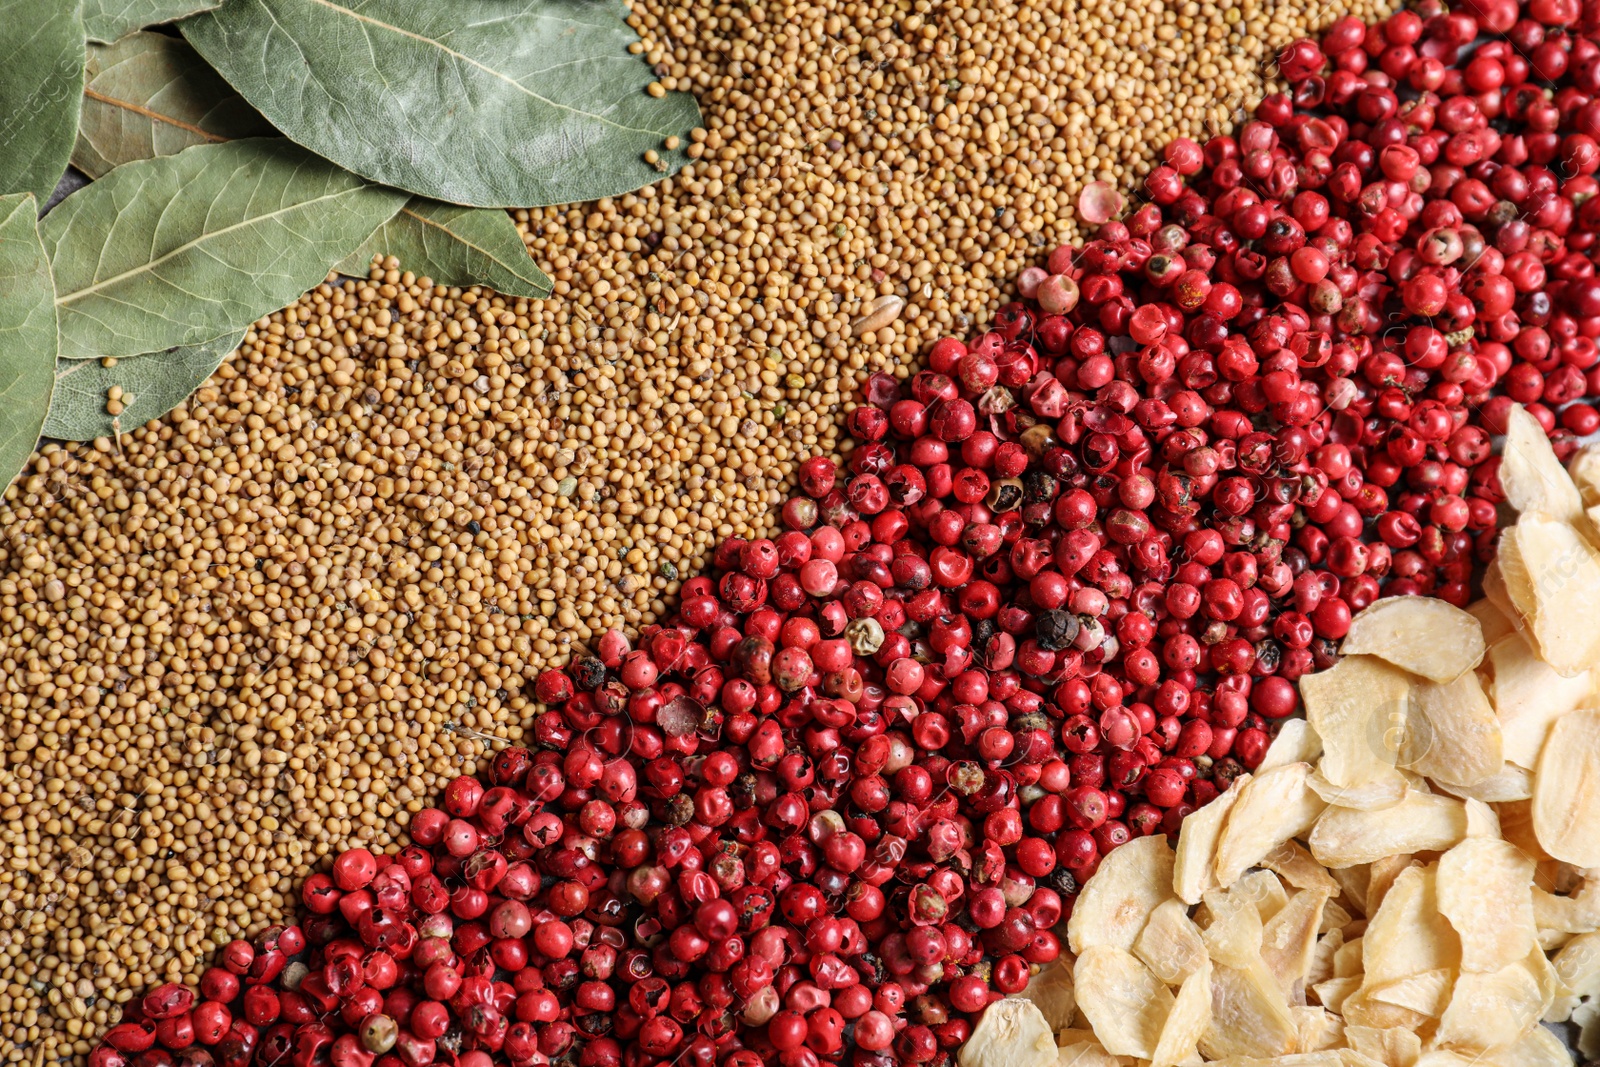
(1067, 833, 1176, 955)
(959, 997, 1058, 1067)
(1436, 837, 1536, 973)
(1340, 597, 1486, 683)
(1500, 402, 1584, 522)
(1533, 708, 1600, 866)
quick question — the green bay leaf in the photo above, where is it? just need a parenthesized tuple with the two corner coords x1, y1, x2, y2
(339, 199, 552, 299)
(182, 0, 701, 209)
(0, 0, 86, 201)
(44, 138, 408, 360)
(85, 0, 222, 43)
(44, 330, 245, 441)
(75, 32, 274, 178)
(0, 194, 60, 494)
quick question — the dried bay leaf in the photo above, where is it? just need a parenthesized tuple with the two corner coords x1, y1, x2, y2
(74, 32, 271, 178)
(84, 0, 222, 43)
(0, 194, 59, 494)
(183, 0, 703, 208)
(0, 0, 85, 201)
(43, 331, 246, 441)
(337, 199, 553, 299)
(44, 139, 407, 360)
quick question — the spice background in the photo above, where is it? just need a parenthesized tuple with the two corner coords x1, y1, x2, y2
(0, 0, 1391, 1060)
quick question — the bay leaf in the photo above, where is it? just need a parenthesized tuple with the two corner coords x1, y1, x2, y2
(44, 138, 408, 360)
(85, 0, 222, 43)
(75, 31, 273, 178)
(182, 0, 701, 208)
(0, 194, 60, 494)
(43, 331, 245, 441)
(0, 0, 86, 201)
(339, 199, 552, 298)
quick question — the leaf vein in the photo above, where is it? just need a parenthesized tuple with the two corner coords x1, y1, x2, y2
(83, 87, 231, 143)
(304, 0, 674, 137)
(59, 182, 368, 307)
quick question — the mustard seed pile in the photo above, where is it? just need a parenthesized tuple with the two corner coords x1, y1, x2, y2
(0, 0, 1393, 1062)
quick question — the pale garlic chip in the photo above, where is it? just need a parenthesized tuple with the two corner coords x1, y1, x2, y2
(1365, 854, 1420, 916)
(1151, 959, 1213, 1067)
(1067, 833, 1176, 955)
(1412, 1054, 1481, 1067)
(1337, 989, 1432, 1032)
(960, 997, 1058, 1067)
(1230, 869, 1290, 924)
(1436, 837, 1536, 973)
(1199, 961, 1298, 1061)
(1567, 441, 1600, 508)
(1361, 865, 1461, 988)
(1306, 928, 1345, 990)
(1553, 930, 1600, 1001)
(1333, 934, 1365, 979)
(1339, 597, 1486, 683)
(1054, 1042, 1122, 1067)
(1296, 1006, 1347, 1052)
(1259, 718, 1324, 773)
(1307, 769, 1409, 812)
(1475, 1013, 1572, 1067)
(1483, 558, 1524, 636)
(1206, 1055, 1344, 1067)
(1261, 888, 1332, 995)
(1345, 1025, 1422, 1067)
(1464, 797, 1503, 838)
(1504, 516, 1600, 678)
(1018, 959, 1076, 1030)
(1533, 709, 1600, 866)
(1072, 946, 1173, 1059)
(1500, 402, 1585, 523)
(1261, 840, 1342, 895)
(1432, 762, 1535, 803)
(1486, 630, 1594, 769)
(1135, 897, 1210, 986)
(1174, 773, 1248, 905)
(1309, 792, 1467, 868)
(1300, 655, 1411, 791)
(1201, 887, 1266, 971)
(1499, 800, 1549, 861)
(1330, 865, 1372, 917)
(1533, 885, 1600, 936)
(1466, 597, 1516, 648)
(1214, 763, 1327, 887)
(1338, 1049, 1393, 1067)
(1401, 669, 1503, 787)
(1434, 963, 1546, 1052)
(1575, 998, 1600, 1061)
(1366, 968, 1454, 1018)
(1313, 976, 1362, 1014)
